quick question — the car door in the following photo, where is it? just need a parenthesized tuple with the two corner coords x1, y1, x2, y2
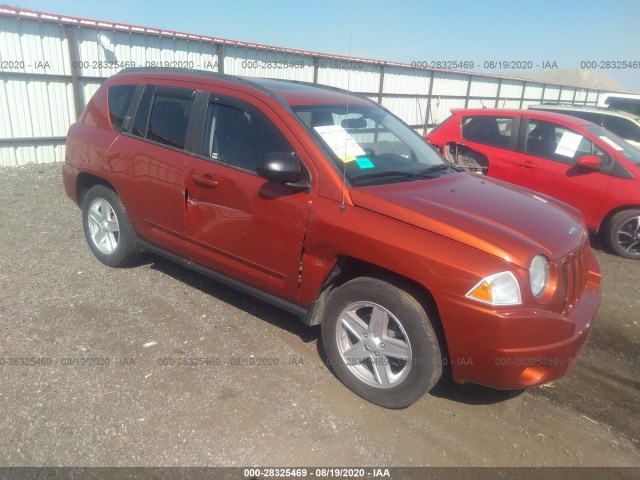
(112, 85, 195, 248)
(511, 118, 612, 225)
(183, 93, 312, 302)
(459, 114, 519, 181)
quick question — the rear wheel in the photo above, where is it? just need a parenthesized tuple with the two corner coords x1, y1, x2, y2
(606, 209, 640, 259)
(82, 185, 139, 267)
(321, 277, 442, 408)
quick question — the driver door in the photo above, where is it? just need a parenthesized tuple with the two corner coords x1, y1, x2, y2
(511, 118, 612, 225)
(184, 94, 312, 302)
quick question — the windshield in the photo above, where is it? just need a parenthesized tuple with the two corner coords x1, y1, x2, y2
(292, 103, 451, 186)
(584, 124, 640, 165)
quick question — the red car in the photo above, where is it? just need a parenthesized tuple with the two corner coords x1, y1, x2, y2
(426, 108, 640, 259)
(63, 69, 601, 408)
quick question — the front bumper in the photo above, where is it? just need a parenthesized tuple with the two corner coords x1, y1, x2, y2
(437, 257, 601, 389)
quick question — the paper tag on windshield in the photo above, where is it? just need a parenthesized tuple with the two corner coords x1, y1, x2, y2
(555, 131, 583, 158)
(314, 125, 366, 162)
(599, 135, 624, 151)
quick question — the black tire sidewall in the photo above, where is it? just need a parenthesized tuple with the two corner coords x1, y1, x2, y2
(607, 209, 640, 259)
(82, 185, 137, 267)
(321, 277, 442, 408)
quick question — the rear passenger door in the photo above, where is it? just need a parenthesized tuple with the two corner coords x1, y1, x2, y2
(111, 85, 196, 249)
(512, 118, 611, 225)
(183, 93, 312, 302)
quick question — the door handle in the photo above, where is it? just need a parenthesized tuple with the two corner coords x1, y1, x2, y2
(192, 173, 219, 188)
(516, 161, 534, 168)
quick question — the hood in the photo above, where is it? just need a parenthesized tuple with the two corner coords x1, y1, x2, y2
(349, 172, 586, 268)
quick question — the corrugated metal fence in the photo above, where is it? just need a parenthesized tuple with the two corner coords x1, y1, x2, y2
(0, 8, 609, 167)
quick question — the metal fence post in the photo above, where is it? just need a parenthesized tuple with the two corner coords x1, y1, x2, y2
(65, 25, 83, 120)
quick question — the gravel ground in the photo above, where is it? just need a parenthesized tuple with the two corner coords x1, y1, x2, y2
(0, 164, 638, 467)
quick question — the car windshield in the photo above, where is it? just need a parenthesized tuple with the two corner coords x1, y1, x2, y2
(292, 103, 451, 186)
(585, 124, 640, 165)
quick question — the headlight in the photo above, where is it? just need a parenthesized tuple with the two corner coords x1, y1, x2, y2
(466, 271, 521, 306)
(529, 255, 550, 298)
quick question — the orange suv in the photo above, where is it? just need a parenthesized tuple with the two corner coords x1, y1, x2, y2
(63, 68, 601, 408)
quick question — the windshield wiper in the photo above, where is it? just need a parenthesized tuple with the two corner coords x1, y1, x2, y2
(350, 170, 421, 183)
(351, 164, 458, 184)
(415, 164, 461, 175)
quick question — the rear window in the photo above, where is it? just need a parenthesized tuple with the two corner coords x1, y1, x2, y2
(107, 85, 136, 131)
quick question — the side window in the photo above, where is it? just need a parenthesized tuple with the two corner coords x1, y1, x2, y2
(131, 87, 194, 150)
(462, 116, 514, 149)
(147, 94, 193, 149)
(525, 120, 607, 166)
(107, 85, 136, 131)
(202, 101, 293, 173)
(602, 116, 640, 142)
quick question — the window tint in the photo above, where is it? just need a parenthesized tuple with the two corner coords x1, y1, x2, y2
(602, 116, 640, 142)
(147, 94, 193, 150)
(462, 116, 514, 149)
(203, 102, 293, 173)
(607, 100, 640, 115)
(525, 119, 609, 166)
(131, 87, 194, 150)
(569, 111, 603, 126)
(108, 85, 136, 131)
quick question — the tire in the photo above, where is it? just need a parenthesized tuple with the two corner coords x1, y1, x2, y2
(605, 209, 640, 259)
(321, 276, 443, 408)
(82, 185, 139, 267)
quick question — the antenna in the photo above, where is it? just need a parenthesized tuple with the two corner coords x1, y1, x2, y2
(340, 35, 352, 214)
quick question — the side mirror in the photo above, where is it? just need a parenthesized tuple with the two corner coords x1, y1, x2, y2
(256, 152, 309, 189)
(575, 155, 601, 170)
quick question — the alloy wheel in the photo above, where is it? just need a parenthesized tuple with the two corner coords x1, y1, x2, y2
(87, 198, 120, 255)
(335, 301, 412, 388)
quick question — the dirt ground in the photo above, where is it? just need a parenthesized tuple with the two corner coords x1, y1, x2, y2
(0, 164, 638, 467)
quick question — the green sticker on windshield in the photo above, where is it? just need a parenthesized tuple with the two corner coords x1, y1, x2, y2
(356, 157, 374, 169)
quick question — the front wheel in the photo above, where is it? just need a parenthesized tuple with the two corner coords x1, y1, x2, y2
(82, 185, 139, 267)
(321, 277, 443, 408)
(605, 209, 640, 259)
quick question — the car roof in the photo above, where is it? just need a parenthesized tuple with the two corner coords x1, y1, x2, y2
(530, 103, 640, 121)
(115, 67, 371, 107)
(450, 108, 595, 127)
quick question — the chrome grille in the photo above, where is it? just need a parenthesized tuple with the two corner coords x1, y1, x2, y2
(561, 244, 588, 315)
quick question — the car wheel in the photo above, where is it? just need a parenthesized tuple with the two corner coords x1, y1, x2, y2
(606, 209, 640, 259)
(321, 276, 443, 408)
(82, 185, 139, 267)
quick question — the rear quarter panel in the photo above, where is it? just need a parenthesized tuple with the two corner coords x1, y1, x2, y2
(64, 84, 118, 203)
